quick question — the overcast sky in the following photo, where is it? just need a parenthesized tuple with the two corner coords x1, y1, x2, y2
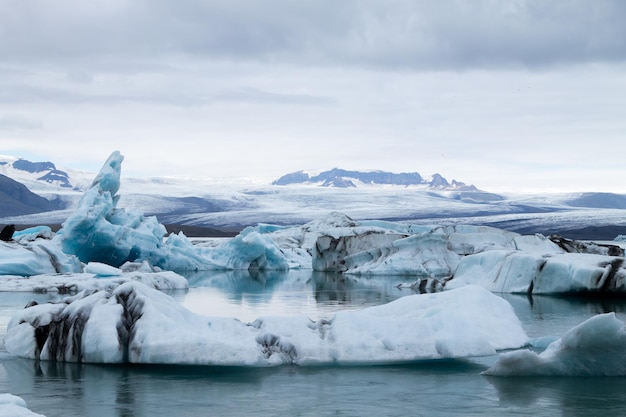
(1, 0, 625, 192)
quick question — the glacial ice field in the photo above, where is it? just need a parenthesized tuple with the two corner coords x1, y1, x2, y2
(2, 151, 626, 415)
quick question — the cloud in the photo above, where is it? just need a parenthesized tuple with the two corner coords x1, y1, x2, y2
(2, 0, 626, 72)
(0, 115, 43, 131)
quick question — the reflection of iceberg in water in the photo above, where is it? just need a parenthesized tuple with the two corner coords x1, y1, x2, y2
(311, 272, 405, 308)
(499, 293, 626, 339)
(487, 375, 626, 411)
(180, 270, 409, 318)
(183, 269, 290, 304)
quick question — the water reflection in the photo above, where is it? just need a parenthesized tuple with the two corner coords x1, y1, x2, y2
(0, 357, 499, 417)
(500, 293, 626, 338)
(178, 270, 409, 321)
(486, 376, 626, 417)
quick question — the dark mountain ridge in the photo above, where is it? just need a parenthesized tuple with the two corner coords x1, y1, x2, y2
(0, 174, 60, 217)
(272, 168, 479, 191)
(4, 158, 73, 188)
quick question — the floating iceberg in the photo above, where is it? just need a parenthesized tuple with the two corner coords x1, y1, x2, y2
(0, 394, 45, 417)
(448, 251, 626, 294)
(0, 235, 82, 276)
(57, 151, 289, 271)
(5, 283, 527, 366)
(484, 313, 626, 376)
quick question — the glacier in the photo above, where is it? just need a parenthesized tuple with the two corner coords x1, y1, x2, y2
(4, 283, 527, 365)
(484, 312, 626, 376)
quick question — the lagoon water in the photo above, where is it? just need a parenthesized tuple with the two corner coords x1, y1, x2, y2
(2, 270, 626, 416)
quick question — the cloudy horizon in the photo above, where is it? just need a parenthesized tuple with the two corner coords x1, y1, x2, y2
(1, 0, 625, 192)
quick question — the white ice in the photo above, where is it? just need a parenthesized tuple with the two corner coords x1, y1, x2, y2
(0, 261, 187, 293)
(448, 251, 626, 293)
(0, 394, 45, 417)
(4, 282, 528, 366)
(484, 312, 626, 376)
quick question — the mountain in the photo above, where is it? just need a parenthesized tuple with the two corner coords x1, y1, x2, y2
(0, 174, 60, 217)
(272, 168, 480, 191)
(0, 156, 83, 192)
(565, 192, 626, 209)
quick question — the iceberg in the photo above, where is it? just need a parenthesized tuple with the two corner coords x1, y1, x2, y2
(4, 283, 527, 366)
(484, 313, 626, 376)
(0, 394, 45, 417)
(0, 262, 188, 293)
(0, 236, 82, 276)
(448, 252, 626, 294)
(57, 151, 290, 271)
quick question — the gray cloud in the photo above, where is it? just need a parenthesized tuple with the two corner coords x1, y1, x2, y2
(0, 115, 43, 130)
(2, 0, 626, 71)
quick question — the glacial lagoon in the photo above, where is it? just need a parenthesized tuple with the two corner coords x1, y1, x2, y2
(2, 270, 626, 416)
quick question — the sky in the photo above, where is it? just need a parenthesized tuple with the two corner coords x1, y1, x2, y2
(1, 0, 625, 193)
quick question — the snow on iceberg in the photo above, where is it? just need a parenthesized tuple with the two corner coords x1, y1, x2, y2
(484, 312, 626, 376)
(4, 283, 527, 366)
(0, 394, 45, 417)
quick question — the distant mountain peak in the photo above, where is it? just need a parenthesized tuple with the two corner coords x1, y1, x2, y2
(1, 157, 73, 188)
(272, 168, 481, 191)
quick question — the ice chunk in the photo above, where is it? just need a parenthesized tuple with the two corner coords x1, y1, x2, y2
(484, 313, 626, 376)
(0, 238, 82, 276)
(0, 394, 46, 417)
(84, 262, 123, 276)
(448, 252, 626, 294)
(5, 283, 527, 366)
(12, 226, 53, 243)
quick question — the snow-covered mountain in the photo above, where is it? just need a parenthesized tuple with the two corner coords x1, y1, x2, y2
(2, 154, 626, 240)
(272, 168, 481, 191)
(0, 155, 94, 193)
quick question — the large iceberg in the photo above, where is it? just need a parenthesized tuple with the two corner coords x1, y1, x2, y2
(5, 283, 527, 366)
(484, 312, 626, 376)
(57, 151, 289, 271)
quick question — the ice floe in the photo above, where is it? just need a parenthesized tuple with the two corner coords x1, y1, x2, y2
(4, 283, 527, 366)
(0, 394, 45, 417)
(0, 261, 187, 293)
(484, 312, 626, 376)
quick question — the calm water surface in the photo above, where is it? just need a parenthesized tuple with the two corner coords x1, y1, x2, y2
(2, 270, 626, 417)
